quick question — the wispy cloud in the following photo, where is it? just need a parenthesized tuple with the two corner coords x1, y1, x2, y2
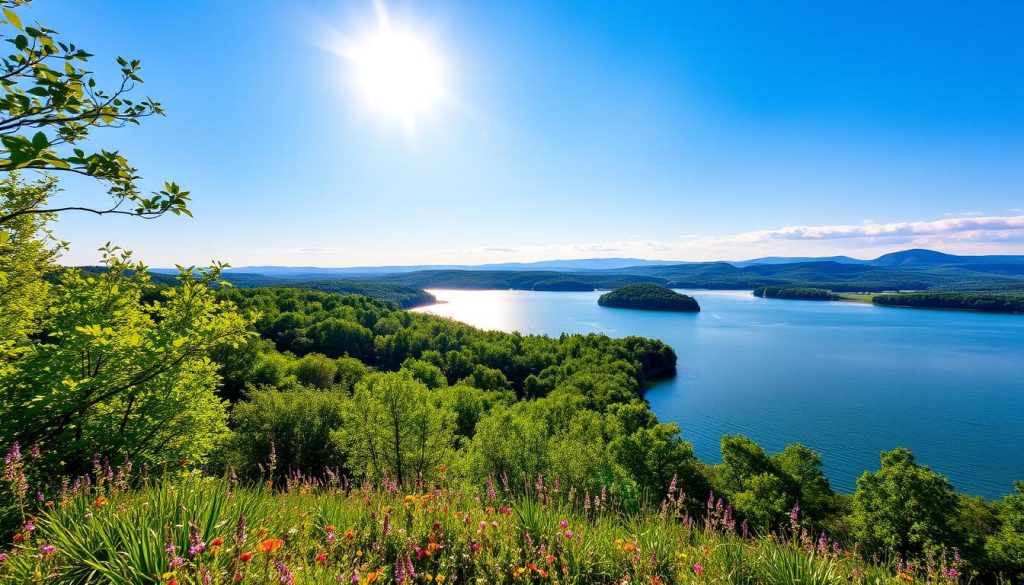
(68, 213, 1024, 267)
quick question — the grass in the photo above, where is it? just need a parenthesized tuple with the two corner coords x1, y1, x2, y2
(835, 293, 876, 303)
(0, 469, 963, 585)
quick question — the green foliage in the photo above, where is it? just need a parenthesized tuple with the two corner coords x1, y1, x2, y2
(336, 371, 455, 486)
(986, 482, 1024, 579)
(219, 386, 350, 481)
(0, 174, 63, 369)
(598, 283, 701, 312)
(0, 247, 252, 473)
(0, 0, 188, 223)
(293, 353, 339, 389)
(848, 448, 961, 560)
(222, 275, 437, 308)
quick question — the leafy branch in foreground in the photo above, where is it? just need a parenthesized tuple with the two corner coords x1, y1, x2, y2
(0, 0, 188, 225)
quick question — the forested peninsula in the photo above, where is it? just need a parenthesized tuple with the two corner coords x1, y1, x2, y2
(598, 283, 701, 312)
(753, 286, 837, 301)
(873, 292, 1024, 313)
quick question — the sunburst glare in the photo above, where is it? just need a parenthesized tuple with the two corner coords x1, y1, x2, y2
(332, 0, 449, 138)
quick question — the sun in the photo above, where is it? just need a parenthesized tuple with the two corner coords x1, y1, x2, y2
(351, 30, 443, 119)
(342, 3, 447, 133)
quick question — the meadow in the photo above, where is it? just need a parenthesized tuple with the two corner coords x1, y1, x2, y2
(0, 449, 962, 585)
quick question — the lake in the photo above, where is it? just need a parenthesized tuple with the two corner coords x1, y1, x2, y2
(414, 289, 1024, 498)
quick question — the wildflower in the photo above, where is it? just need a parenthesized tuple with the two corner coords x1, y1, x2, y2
(692, 563, 704, 575)
(790, 502, 800, 522)
(559, 520, 568, 529)
(479, 520, 487, 530)
(624, 542, 637, 553)
(234, 572, 244, 582)
(169, 556, 185, 569)
(564, 530, 574, 539)
(486, 477, 496, 499)
(947, 568, 959, 578)
(240, 552, 253, 563)
(438, 465, 448, 473)
(210, 537, 225, 548)
(345, 530, 356, 540)
(12, 533, 24, 542)
(470, 541, 481, 553)
(499, 506, 511, 516)
(365, 570, 380, 583)
(276, 560, 295, 585)
(316, 552, 328, 564)
(652, 578, 663, 585)
(0, 553, 7, 563)
(545, 554, 556, 564)
(94, 496, 108, 508)
(260, 539, 285, 554)
(41, 544, 56, 556)
(236, 514, 247, 545)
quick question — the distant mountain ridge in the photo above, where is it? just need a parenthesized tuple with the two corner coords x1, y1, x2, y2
(139, 249, 1024, 297)
(209, 248, 1024, 278)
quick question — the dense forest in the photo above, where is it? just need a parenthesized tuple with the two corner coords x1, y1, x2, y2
(753, 286, 837, 301)
(598, 284, 701, 312)
(531, 279, 595, 291)
(872, 292, 1024, 313)
(2, 2, 1024, 582)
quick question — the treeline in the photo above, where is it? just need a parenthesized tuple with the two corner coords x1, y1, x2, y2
(754, 286, 837, 301)
(873, 292, 1024, 313)
(221, 274, 437, 308)
(532, 278, 595, 291)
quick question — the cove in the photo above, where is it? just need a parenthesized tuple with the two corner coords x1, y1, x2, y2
(414, 288, 1024, 498)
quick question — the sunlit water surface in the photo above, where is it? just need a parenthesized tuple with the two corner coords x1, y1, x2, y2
(414, 289, 1024, 498)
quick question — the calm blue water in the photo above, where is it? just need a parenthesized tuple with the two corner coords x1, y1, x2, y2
(415, 289, 1024, 498)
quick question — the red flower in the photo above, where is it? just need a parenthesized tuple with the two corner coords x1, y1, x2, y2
(239, 552, 253, 563)
(210, 537, 225, 547)
(315, 552, 328, 564)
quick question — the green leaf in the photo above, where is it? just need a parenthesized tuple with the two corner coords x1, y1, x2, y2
(4, 7, 23, 31)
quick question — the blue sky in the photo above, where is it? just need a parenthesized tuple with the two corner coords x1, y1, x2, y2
(28, 0, 1024, 266)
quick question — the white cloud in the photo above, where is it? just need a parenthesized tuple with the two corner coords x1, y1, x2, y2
(60, 213, 1024, 267)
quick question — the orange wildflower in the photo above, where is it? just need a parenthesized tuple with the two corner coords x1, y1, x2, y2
(259, 538, 285, 553)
